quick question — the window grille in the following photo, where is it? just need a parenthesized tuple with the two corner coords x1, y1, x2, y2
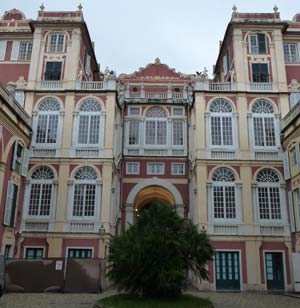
(128, 120, 139, 145)
(18, 42, 32, 61)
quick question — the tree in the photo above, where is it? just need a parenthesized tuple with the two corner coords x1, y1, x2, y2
(107, 202, 214, 298)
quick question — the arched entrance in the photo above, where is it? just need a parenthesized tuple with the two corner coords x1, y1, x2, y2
(125, 179, 184, 226)
(134, 186, 175, 213)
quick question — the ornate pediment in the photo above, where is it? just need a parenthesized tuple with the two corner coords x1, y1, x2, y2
(1, 9, 26, 21)
(288, 79, 300, 91)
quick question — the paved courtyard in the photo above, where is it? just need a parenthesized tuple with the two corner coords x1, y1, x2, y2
(0, 291, 299, 308)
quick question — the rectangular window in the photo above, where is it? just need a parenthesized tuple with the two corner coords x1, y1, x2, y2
(68, 248, 93, 258)
(11, 142, 23, 173)
(129, 107, 140, 116)
(49, 33, 65, 53)
(172, 163, 185, 175)
(250, 33, 266, 54)
(173, 121, 184, 146)
(78, 115, 100, 145)
(147, 163, 164, 175)
(211, 116, 233, 146)
(3, 182, 18, 226)
(258, 187, 281, 220)
(284, 44, 299, 62)
(25, 247, 44, 259)
(128, 120, 139, 145)
(145, 120, 167, 146)
(252, 63, 269, 82)
(173, 107, 184, 116)
(73, 184, 96, 217)
(213, 186, 236, 219)
(18, 42, 32, 61)
(0, 40, 7, 61)
(44, 62, 62, 80)
(126, 162, 140, 175)
(253, 117, 275, 147)
(29, 183, 52, 216)
(36, 114, 59, 144)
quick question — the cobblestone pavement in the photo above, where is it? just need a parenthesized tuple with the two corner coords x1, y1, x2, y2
(190, 291, 300, 308)
(0, 291, 299, 308)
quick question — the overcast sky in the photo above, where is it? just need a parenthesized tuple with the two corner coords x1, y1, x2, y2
(1, 0, 299, 76)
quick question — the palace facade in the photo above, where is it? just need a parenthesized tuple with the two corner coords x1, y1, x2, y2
(0, 5, 300, 292)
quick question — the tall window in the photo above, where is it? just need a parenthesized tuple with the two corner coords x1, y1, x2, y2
(49, 33, 65, 53)
(210, 99, 233, 147)
(252, 100, 276, 147)
(284, 44, 299, 62)
(212, 168, 236, 220)
(249, 33, 266, 54)
(35, 98, 61, 145)
(18, 42, 32, 61)
(44, 62, 62, 80)
(145, 107, 167, 145)
(28, 167, 54, 217)
(256, 169, 281, 220)
(252, 63, 269, 82)
(77, 99, 102, 145)
(72, 167, 98, 218)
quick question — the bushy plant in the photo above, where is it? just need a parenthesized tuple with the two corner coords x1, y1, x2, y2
(107, 202, 214, 298)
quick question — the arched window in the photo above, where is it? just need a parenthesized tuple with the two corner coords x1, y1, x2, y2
(212, 167, 236, 219)
(28, 167, 54, 217)
(210, 99, 233, 147)
(256, 169, 281, 220)
(77, 99, 102, 145)
(252, 100, 276, 147)
(72, 167, 98, 218)
(35, 98, 61, 145)
(145, 107, 167, 145)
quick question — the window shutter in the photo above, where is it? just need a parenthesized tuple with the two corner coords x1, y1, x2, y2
(257, 33, 266, 54)
(288, 191, 295, 232)
(11, 41, 20, 61)
(3, 181, 14, 225)
(295, 143, 300, 171)
(85, 54, 91, 75)
(0, 125, 2, 142)
(11, 142, 18, 171)
(10, 185, 18, 227)
(283, 151, 291, 180)
(0, 40, 7, 60)
(223, 55, 228, 75)
(21, 148, 30, 177)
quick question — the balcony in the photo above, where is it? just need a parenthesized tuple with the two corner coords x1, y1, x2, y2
(35, 79, 116, 91)
(195, 80, 275, 93)
(30, 148, 59, 157)
(125, 147, 186, 156)
(40, 80, 63, 90)
(125, 90, 188, 101)
(250, 82, 273, 92)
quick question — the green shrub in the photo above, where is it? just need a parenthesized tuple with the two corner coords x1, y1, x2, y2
(107, 202, 214, 298)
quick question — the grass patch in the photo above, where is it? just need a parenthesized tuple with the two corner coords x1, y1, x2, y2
(96, 294, 213, 308)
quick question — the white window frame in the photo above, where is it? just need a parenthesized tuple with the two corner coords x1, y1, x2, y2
(284, 43, 299, 63)
(171, 163, 185, 175)
(147, 162, 165, 175)
(24, 246, 45, 258)
(48, 33, 65, 53)
(129, 107, 140, 116)
(250, 101, 279, 150)
(126, 162, 140, 175)
(145, 118, 168, 147)
(27, 180, 54, 219)
(32, 100, 63, 148)
(0, 40, 7, 61)
(172, 107, 184, 117)
(254, 171, 286, 225)
(249, 33, 267, 54)
(67, 168, 101, 221)
(18, 41, 32, 61)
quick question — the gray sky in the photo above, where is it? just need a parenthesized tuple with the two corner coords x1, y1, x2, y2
(1, 0, 299, 76)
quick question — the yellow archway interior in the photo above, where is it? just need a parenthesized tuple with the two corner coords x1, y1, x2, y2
(134, 186, 175, 213)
